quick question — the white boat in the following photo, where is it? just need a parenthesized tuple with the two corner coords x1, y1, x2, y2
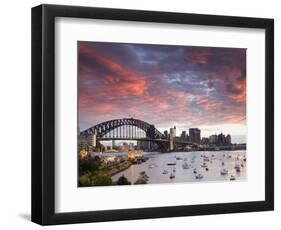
(162, 170, 168, 174)
(220, 169, 228, 175)
(182, 162, 189, 169)
(193, 169, 197, 174)
(234, 164, 241, 173)
(148, 164, 157, 168)
(195, 174, 204, 179)
(201, 162, 208, 168)
(230, 175, 236, 181)
(167, 162, 176, 166)
(169, 168, 175, 179)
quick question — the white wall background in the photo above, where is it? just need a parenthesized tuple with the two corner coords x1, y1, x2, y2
(0, 0, 278, 229)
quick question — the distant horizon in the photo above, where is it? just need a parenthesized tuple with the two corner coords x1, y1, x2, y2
(79, 119, 247, 144)
(100, 134, 246, 147)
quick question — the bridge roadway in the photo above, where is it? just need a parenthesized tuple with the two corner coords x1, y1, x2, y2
(98, 137, 193, 145)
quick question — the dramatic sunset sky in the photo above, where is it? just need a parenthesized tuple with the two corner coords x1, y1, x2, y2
(78, 41, 246, 143)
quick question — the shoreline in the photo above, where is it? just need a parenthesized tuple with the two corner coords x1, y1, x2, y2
(105, 160, 132, 177)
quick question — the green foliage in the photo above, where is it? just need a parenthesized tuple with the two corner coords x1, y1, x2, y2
(92, 174, 113, 186)
(134, 171, 149, 184)
(79, 172, 113, 186)
(116, 175, 131, 185)
(79, 172, 93, 187)
(79, 156, 102, 174)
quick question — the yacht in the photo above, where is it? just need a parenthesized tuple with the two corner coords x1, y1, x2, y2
(169, 169, 175, 179)
(196, 174, 204, 179)
(230, 175, 236, 181)
(234, 164, 241, 173)
(148, 164, 157, 169)
(201, 162, 208, 168)
(182, 162, 189, 169)
(220, 169, 228, 175)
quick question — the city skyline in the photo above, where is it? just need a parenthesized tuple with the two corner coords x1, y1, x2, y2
(78, 41, 246, 143)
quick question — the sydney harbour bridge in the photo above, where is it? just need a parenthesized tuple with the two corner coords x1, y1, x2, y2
(80, 118, 196, 152)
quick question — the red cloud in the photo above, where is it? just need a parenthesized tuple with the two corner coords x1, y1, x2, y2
(78, 43, 246, 131)
(186, 49, 212, 65)
(78, 43, 149, 110)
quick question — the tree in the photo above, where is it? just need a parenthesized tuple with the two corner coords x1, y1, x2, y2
(79, 173, 93, 187)
(93, 174, 113, 186)
(134, 171, 149, 184)
(79, 156, 102, 174)
(116, 175, 131, 185)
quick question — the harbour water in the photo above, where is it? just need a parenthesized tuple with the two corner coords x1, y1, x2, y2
(111, 150, 247, 184)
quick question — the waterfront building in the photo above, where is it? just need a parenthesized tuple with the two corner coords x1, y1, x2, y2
(137, 140, 152, 151)
(78, 135, 88, 151)
(209, 134, 218, 144)
(169, 126, 176, 150)
(189, 128, 201, 144)
(128, 150, 144, 160)
(129, 142, 135, 150)
(218, 133, 226, 145)
(201, 137, 209, 145)
(179, 130, 190, 142)
(180, 131, 186, 141)
(226, 134, 231, 144)
(87, 133, 97, 148)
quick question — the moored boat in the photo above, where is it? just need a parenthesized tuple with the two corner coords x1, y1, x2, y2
(196, 174, 204, 179)
(220, 169, 228, 175)
(182, 162, 189, 169)
(230, 175, 236, 181)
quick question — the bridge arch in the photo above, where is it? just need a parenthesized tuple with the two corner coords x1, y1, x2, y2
(80, 118, 165, 140)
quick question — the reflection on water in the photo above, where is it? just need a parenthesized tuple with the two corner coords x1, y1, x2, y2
(111, 150, 247, 184)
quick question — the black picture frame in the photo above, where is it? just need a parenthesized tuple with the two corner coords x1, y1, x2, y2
(31, 4, 274, 225)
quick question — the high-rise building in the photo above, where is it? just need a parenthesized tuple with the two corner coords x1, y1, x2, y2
(189, 128, 201, 144)
(180, 131, 187, 141)
(201, 137, 209, 145)
(87, 134, 97, 148)
(226, 134, 231, 145)
(209, 134, 218, 144)
(169, 126, 176, 150)
(217, 133, 226, 145)
(112, 140, 116, 148)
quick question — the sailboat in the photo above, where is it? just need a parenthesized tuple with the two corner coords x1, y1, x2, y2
(169, 168, 175, 179)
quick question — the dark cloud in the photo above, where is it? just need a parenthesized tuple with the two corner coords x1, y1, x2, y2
(78, 41, 246, 132)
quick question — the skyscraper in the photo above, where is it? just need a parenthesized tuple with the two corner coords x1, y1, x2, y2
(189, 128, 201, 144)
(169, 126, 176, 150)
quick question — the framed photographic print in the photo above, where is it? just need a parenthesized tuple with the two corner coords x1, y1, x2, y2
(31, 4, 274, 225)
